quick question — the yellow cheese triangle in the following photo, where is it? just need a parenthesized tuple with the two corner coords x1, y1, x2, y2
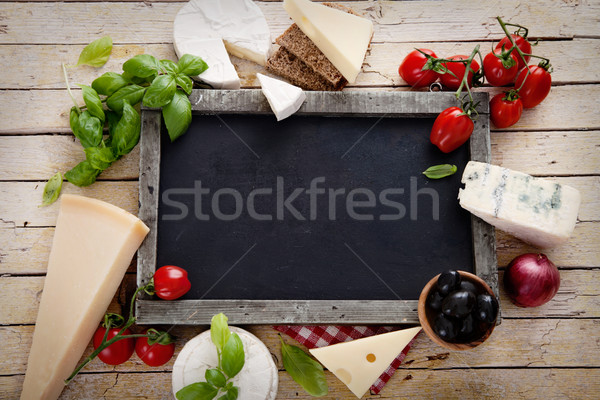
(21, 195, 149, 400)
(309, 327, 421, 398)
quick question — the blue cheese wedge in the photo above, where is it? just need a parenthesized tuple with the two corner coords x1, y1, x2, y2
(257, 73, 306, 121)
(459, 161, 581, 248)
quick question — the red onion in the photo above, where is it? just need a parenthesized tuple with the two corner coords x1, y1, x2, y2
(504, 253, 560, 307)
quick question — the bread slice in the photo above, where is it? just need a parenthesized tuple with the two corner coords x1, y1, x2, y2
(267, 2, 367, 91)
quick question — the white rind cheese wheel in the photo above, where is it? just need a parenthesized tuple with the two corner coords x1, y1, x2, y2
(173, 0, 272, 89)
(172, 327, 278, 400)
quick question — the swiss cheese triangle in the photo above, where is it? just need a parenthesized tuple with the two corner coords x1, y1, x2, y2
(309, 327, 421, 398)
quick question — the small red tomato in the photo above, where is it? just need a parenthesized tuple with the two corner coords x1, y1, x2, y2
(135, 334, 175, 367)
(495, 34, 532, 70)
(154, 265, 191, 300)
(483, 48, 519, 86)
(490, 93, 523, 128)
(439, 55, 481, 90)
(398, 49, 439, 88)
(93, 327, 135, 365)
(515, 65, 552, 108)
(430, 107, 474, 153)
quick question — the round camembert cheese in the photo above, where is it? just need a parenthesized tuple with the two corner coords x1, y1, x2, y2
(172, 327, 278, 399)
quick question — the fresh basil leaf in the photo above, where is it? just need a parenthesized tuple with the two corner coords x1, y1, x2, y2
(422, 164, 458, 179)
(112, 100, 141, 156)
(280, 336, 328, 397)
(176, 74, 193, 95)
(205, 369, 226, 388)
(224, 382, 233, 391)
(76, 111, 103, 148)
(76, 36, 112, 67)
(143, 74, 176, 108)
(162, 90, 191, 142)
(176, 382, 218, 400)
(41, 172, 62, 206)
(217, 387, 238, 400)
(222, 333, 245, 379)
(161, 59, 179, 74)
(123, 54, 161, 78)
(64, 160, 101, 187)
(106, 84, 145, 113)
(70, 106, 81, 134)
(92, 72, 129, 96)
(177, 54, 208, 76)
(104, 110, 121, 147)
(121, 70, 148, 85)
(85, 146, 117, 170)
(78, 84, 105, 122)
(210, 313, 230, 353)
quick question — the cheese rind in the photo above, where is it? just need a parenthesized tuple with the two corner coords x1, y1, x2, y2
(172, 327, 278, 400)
(21, 195, 149, 400)
(459, 161, 581, 248)
(257, 73, 306, 121)
(309, 327, 421, 398)
(283, 0, 373, 84)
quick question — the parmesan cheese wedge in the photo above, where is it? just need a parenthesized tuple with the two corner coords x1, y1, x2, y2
(172, 327, 278, 399)
(309, 327, 421, 398)
(21, 195, 149, 400)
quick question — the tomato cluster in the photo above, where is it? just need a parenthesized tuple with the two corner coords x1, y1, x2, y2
(398, 23, 552, 153)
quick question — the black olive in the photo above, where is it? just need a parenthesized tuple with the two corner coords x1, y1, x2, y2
(475, 293, 499, 323)
(459, 280, 478, 294)
(442, 290, 476, 318)
(458, 313, 477, 341)
(437, 270, 461, 296)
(427, 290, 444, 311)
(433, 313, 459, 341)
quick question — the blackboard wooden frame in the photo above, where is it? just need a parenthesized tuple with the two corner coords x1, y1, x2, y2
(136, 89, 498, 325)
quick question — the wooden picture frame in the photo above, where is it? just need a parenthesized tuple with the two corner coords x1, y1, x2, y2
(135, 89, 497, 325)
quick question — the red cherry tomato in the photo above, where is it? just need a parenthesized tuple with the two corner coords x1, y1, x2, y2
(154, 265, 191, 300)
(515, 65, 552, 108)
(495, 34, 532, 70)
(490, 93, 523, 128)
(135, 334, 175, 367)
(439, 55, 480, 90)
(483, 48, 519, 86)
(430, 107, 474, 153)
(93, 327, 135, 365)
(398, 49, 439, 88)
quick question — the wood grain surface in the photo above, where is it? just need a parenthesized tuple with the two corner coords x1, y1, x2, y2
(1, 0, 599, 399)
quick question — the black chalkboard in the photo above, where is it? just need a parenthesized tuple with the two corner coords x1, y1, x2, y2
(136, 89, 496, 325)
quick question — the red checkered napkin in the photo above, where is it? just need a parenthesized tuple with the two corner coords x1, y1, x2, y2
(273, 325, 419, 394)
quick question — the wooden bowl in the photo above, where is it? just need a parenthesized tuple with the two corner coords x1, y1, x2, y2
(418, 271, 497, 350)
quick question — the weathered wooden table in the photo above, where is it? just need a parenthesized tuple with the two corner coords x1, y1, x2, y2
(1, 1, 599, 398)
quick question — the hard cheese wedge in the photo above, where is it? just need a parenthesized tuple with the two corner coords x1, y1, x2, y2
(257, 73, 306, 121)
(283, 0, 373, 84)
(309, 327, 421, 398)
(459, 161, 581, 248)
(21, 195, 149, 400)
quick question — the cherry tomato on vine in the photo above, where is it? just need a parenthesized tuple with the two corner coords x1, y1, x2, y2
(515, 65, 552, 108)
(490, 92, 523, 128)
(135, 331, 175, 367)
(398, 49, 439, 88)
(430, 107, 475, 153)
(154, 265, 191, 300)
(439, 55, 481, 90)
(93, 327, 135, 365)
(496, 34, 532, 70)
(483, 48, 519, 86)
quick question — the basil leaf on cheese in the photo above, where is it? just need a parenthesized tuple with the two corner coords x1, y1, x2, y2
(176, 382, 218, 400)
(221, 333, 245, 378)
(210, 313, 231, 353)
(123, 54, 161, 78)
(205, 369, 227, 388)
(143, 74, 176, 108)
(76, 36, 112, 67)
(217, 386, 238, 400)
(280, 335, 328, 397)
(162, 89, 192, 142)
(41, 172, 63, 206)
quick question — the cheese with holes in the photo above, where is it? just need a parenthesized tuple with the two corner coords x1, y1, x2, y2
(459, 161, 581, 248)
(257, 73, 306, 121)
(309, 327, 421, 398)
(172, 327, 278, 399)
(21, 195, 149, 400)
(283, 0, 372, 84)
(173, 0, 272, 89)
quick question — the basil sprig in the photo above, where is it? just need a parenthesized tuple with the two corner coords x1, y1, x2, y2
(422, 164, 458, 179)
(280, 335, 328, 397)
(177, 313, 245, 400)
(40, 172, 63, 207)
(41, 36, 208, 205)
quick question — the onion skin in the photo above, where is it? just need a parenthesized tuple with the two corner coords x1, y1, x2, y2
(504, 253, 560, 307)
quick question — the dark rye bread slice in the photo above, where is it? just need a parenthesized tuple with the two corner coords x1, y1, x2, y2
(267, 46, 339, 91)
